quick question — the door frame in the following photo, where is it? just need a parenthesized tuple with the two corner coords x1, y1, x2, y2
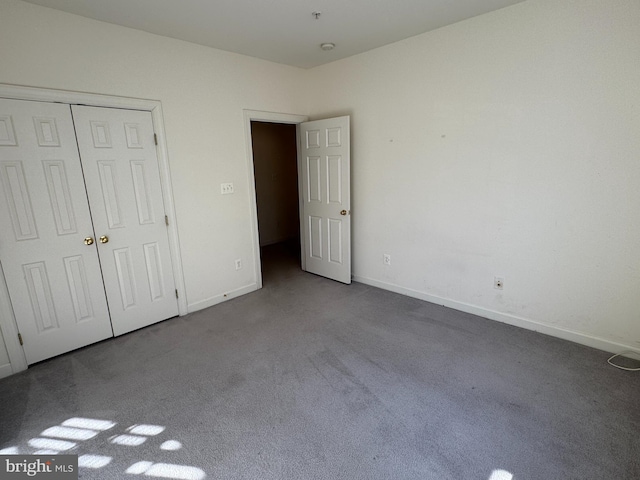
(0, 83, 188, 375)
(243, 110, 308, 289)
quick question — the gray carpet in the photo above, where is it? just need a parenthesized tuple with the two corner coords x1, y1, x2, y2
(1, 242, 639, 480)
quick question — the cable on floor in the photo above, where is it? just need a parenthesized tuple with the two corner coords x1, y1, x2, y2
(607, 351, 640, 371)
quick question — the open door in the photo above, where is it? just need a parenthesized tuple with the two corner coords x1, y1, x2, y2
(298, 116, 351, 284)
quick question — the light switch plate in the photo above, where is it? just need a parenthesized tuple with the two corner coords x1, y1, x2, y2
(221, 183, 234, 195)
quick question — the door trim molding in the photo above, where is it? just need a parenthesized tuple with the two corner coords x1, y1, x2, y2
(0, 83, 188, 375)
(0, 262, 27, 375)
(243, 110, 308, 289)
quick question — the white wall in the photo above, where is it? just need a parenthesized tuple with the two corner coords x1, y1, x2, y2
(0, 0, 306, 375)
(0, 0, 305, 312)
(304, 0, 640, 353)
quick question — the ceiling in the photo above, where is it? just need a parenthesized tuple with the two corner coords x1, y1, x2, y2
(22, 0, 526, 69)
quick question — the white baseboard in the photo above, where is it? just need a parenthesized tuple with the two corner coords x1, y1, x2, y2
(187, 283, 259, 313)
(353, 275, 639, 356)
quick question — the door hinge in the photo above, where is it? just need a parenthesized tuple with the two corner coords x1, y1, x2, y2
(18, 333, 23, 346)
(175, 289, 179, 299)
(154, 133, 158, 146)
(165, 215, 169, 226)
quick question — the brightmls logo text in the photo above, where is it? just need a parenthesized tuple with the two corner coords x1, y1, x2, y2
(1, 455, 77, 479)
(6, 458, 52, 476)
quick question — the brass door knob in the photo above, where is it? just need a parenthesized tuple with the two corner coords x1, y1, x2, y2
(340, 210, 348, 216)
(84, 237, 94, 245)
(99, 235, 109, 244)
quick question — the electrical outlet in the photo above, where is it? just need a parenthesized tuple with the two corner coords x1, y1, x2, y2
(494, 276, 504, 290)
(383, 254, 391, 266)
(221, 183, 234, 195)
(235, 259, 242, 270)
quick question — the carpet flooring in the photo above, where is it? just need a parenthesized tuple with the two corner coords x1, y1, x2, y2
(1, 241, 638, 479)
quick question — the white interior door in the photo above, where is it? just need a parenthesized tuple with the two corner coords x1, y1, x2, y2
(72, 105, 178, 336)
(298, 116, 351, 284)
(0, 99, 113, 364)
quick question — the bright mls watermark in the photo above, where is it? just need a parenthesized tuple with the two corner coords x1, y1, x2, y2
(1, 455, 78, 479)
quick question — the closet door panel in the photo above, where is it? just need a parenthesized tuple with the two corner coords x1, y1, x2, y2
(0, 99, 112, 364)
(72, 106, 178, 336)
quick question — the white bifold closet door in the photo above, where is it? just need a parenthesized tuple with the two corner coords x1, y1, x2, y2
(0, 99, 178, 365)
(0, 99, 113, 364)
(72, 105, 178, 336)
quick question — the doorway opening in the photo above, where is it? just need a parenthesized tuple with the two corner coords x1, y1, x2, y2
(250, 121, 301, 285)
(245, 110, 351, 288)
(244, 110, 308, 289)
